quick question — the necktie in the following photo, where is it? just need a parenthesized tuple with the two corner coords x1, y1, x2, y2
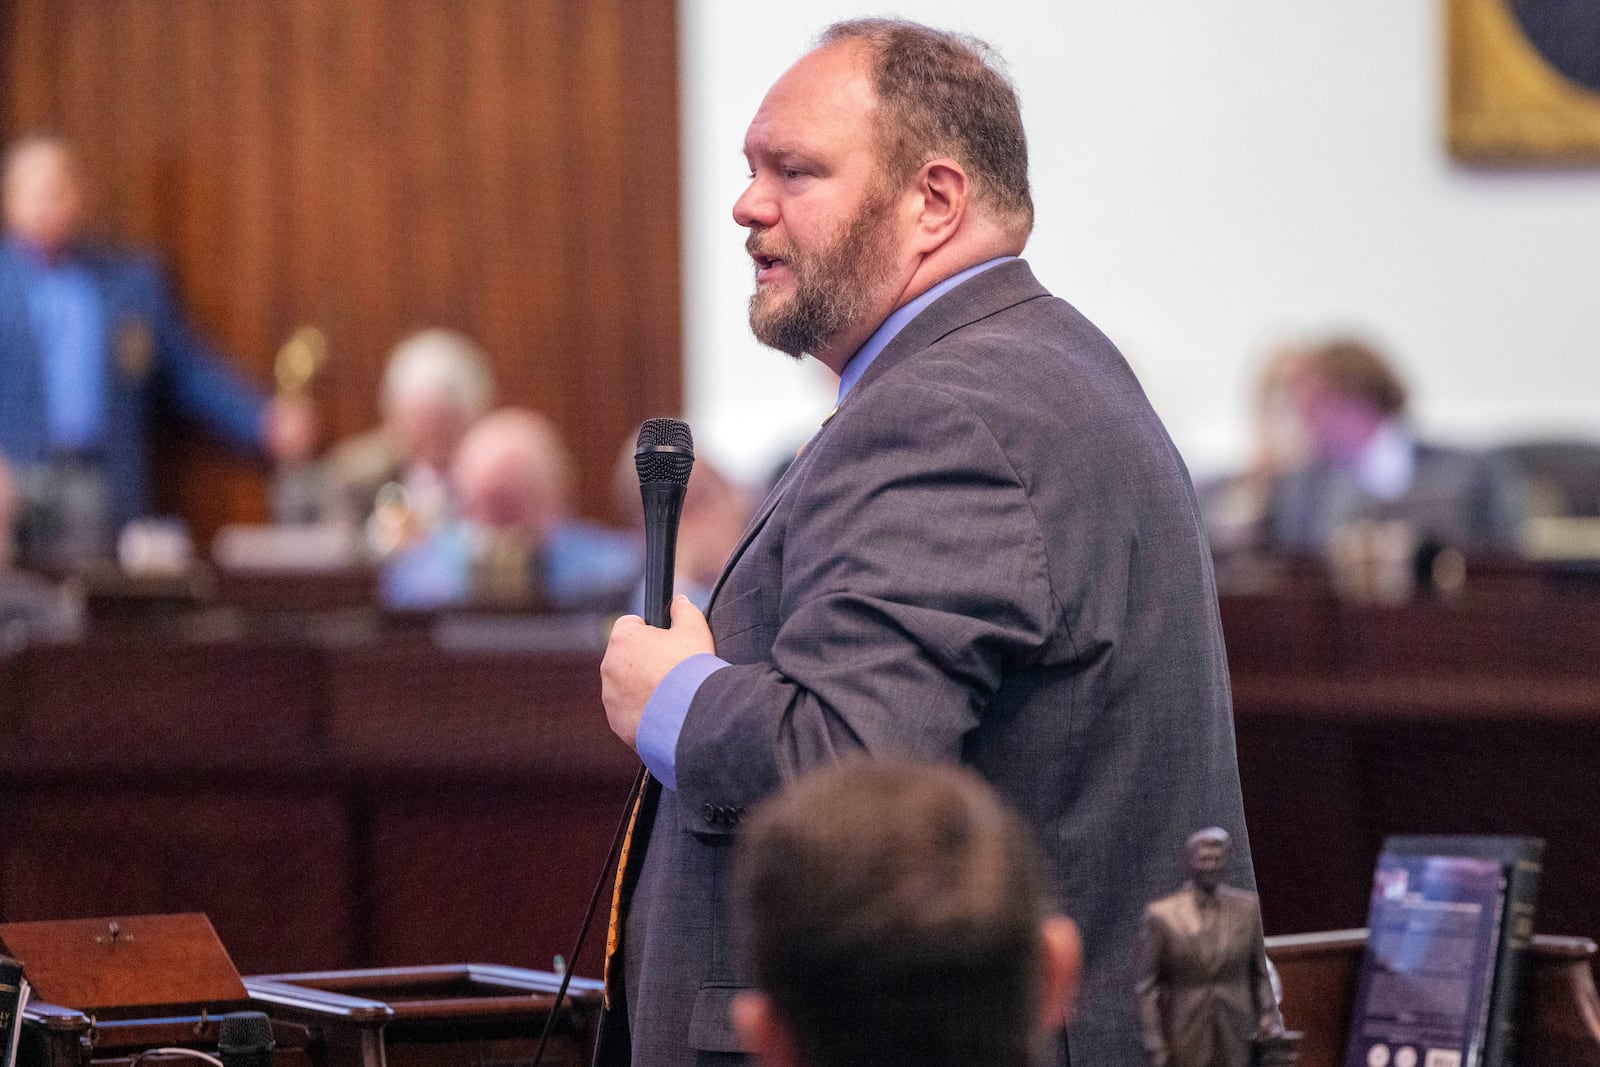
(602, 773, 650, 1009)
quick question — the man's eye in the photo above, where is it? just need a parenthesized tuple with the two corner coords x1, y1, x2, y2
(782, 168, 806, 180)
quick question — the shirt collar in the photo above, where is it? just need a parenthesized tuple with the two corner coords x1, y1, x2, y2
(1353, 418, 1415, 500)
(835, 255, 1015, 403)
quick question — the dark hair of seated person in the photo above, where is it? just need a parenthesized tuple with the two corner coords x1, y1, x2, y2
(734, 760, 1070, 1067)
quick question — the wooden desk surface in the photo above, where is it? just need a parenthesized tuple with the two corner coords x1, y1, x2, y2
(1, 565, 1597, 975)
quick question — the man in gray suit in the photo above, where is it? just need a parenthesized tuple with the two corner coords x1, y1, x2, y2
(600, 18, 1254, 1067)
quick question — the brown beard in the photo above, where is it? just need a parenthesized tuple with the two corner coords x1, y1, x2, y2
(747, 187, 900, 359)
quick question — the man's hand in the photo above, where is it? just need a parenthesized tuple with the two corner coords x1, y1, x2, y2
(602, 595, 715, 750)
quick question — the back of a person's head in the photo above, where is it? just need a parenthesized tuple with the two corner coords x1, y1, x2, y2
(1306, 336, 1408, 417)
(734, 761, 1071, 1067)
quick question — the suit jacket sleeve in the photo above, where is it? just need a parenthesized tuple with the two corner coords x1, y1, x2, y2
(675, 377, 1059, 832)
(137, 257, 266, 452)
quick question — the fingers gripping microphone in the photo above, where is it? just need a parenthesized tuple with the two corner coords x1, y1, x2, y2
(635, 418, 695, 628)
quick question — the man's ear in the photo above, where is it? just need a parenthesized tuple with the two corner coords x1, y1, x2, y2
(732, 990, 803, 1067)
(1039, 915, 1083, 1030)
(907, 158, 968, 253)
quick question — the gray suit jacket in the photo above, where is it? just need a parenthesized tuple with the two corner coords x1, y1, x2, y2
(606, 260, 1254, 1067)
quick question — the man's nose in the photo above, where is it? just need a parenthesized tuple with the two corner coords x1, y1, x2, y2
(733, 177, 776, 229)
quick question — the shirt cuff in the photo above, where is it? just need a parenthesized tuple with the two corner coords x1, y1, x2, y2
(636, 652, 729, 791)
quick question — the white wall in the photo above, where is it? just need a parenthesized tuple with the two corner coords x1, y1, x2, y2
(679, 1, 1600, 485)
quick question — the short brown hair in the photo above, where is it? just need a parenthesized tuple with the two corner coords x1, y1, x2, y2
(735, 761, 1056, 1067)
(820, 19, 1033, 234)
(1307, 337, 1408, 416)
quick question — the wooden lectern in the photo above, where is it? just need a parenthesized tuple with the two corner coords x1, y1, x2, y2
(1267, 929, 1600, 1067)
(0, 915, 601, 1067)
(0, 913, 306, 1067)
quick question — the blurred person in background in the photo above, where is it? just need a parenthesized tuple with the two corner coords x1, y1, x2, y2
(320, 327, 495, 548)
(1263, 336, 1526, 556)
(381, 407, 640, 611)
(0, 454, 82, 643)
(1197, 343, 1310, 557)
(0, 132, 313, 569)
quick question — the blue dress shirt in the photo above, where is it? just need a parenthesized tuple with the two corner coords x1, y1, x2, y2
(634, 255, 1015, 789)
(14, 244, 108, 452)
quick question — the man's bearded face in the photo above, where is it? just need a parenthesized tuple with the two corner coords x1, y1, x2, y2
(746, 184, 901, 359)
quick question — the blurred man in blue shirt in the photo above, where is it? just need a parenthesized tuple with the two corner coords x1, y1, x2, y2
(0, 133, 313, 567)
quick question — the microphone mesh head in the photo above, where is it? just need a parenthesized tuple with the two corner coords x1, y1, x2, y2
(635, 417, 695, 486)
(218, 1011, 276, 1053)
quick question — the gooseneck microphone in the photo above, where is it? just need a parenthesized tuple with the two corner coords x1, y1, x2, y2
(530, 418, 693, 1067)
(634, 417, 695, 628)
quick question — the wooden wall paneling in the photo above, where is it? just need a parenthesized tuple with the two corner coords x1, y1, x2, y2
(398, 7, 465, 336)
(1353, 720, 1600, 940)
(1234, 717, 1374, 936)
(621, 4, 685, 436)
(115, 0, 176, 251)
(561, 1, 630, 485)
(1, 0, 682, 541)
(461, 1, 526, 431)
(0, 790, 356, 974)
(284, 2, 346, 432)
(365, 786, 626, 976)
(505, 2, 580, 462)
(228, 0, 282, 367)
(15, 640, 322, 762)
(338, 0, 403, 434)
(320, 641, 637, 776)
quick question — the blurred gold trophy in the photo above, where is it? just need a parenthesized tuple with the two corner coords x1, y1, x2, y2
(275, 325, 328, 398)
(270, 326, 329, 524)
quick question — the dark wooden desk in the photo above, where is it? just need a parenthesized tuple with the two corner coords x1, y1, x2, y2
(0, 616, 636, 977)
(1223, 581, 1600, 939)
(2, 565, 1598, 976)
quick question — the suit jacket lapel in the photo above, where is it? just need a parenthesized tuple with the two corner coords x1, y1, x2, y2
(704, 259, 1052, 612)
(705, 425, 818, 609)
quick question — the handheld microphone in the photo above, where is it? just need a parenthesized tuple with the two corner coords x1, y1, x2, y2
(529, 418, 694, 1067)
(634, 417, 695, 628)
(217, 1011, 274, 1067)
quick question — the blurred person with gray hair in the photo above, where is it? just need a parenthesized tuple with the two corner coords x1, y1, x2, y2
(380, 407, 640, 610)
(313, 327, 496, 539)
